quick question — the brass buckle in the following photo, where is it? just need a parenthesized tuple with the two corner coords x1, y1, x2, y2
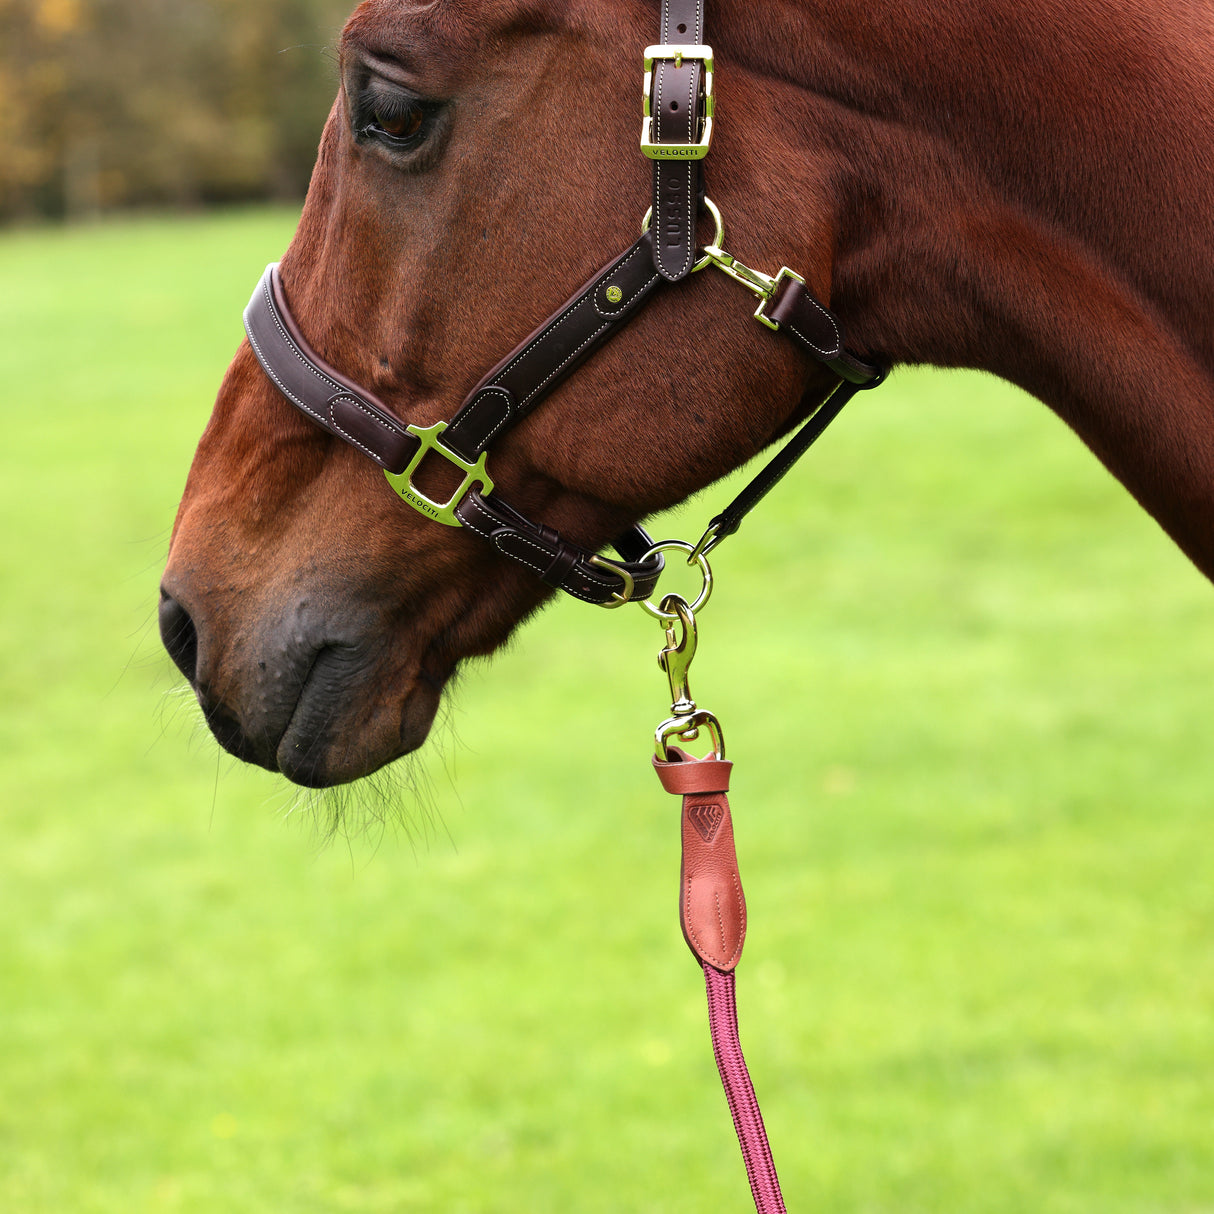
(640, 44, 715, 160)
(383, 422, 494, 527)
(588, 554, 636, 609)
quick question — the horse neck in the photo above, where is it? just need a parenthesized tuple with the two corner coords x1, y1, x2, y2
(721, 0, 1214, 579)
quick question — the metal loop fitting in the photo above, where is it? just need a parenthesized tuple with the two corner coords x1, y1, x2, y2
(638, 540, 714, 621)
(641, 197, 725, 275)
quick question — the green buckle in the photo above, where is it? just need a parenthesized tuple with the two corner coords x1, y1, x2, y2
(640, 44, 715, 161)
(383, 422, 494, 527)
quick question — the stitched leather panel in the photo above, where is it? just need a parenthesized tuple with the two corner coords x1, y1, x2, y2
(454, 490, 664, 606)
(649, 0, 707, 282)
(651, 60, 703, 281)
(243, 265, 417, 473)
(441, 234, 663, 462)
(680, 789, 746, 972)
(328, 395, 418, 474)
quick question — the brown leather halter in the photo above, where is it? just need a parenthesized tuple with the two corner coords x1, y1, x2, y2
(242, 0, 885, 608)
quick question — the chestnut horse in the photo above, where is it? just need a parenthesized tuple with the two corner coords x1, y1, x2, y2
(161, 0, 1214, 788)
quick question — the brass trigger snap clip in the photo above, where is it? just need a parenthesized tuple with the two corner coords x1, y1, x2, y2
(655, 594, 725, 761)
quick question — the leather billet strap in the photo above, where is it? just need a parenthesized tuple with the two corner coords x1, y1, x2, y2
(653, 747, 746, 972)
(649, 0, 708, 281)
(769, 276, 885, 386)
(455, 491, 663, 605)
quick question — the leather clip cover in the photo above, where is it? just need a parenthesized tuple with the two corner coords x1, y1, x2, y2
(654, 747, 746, 972)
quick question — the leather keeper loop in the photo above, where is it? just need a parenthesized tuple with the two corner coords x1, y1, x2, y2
(653, 752, 733, 795)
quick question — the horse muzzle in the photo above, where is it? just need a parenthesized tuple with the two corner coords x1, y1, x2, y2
(158, 577, 443, 787)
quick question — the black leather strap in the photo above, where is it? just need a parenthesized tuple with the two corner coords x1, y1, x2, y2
(698, 381, 863, 555)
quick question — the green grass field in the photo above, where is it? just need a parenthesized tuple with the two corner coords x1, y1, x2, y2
(2, 208, 1212, 1213)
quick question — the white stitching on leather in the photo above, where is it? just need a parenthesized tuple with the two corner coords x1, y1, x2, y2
(456, 494, 498, 538)
(478, 288, 623, 412)
(453, 386, 514, 449)
(594, 243, 659, 317)
(653, 61, 694, 280)
(246, 325, 324, 423)
(785, 321, 838, 359)
(494, 534, 552, 577)
(261, 277, 344, 397)
(677, 68, 696, 277)
(493, 533, 607, 604)
(598, 270, 659, 318)
(456, 243, 658, 451)
(328, 396, 400, 465)
(782, 286, 843, 358)
(517, 319, 613, 407)
(464, 496, 634, 605)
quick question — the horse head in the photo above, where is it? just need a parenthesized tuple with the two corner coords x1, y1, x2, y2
(163, 0, 1214, 788)
(160, 0, 839, 786)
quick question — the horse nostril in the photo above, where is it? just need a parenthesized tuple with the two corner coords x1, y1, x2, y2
(159, 588, 199, 685)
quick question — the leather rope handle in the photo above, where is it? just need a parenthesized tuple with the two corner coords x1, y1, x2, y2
(653, 745, 786, 1214)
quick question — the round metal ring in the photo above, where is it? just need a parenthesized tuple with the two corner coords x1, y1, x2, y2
(639, 196, 725, 275)
(637, 540, 714, 621)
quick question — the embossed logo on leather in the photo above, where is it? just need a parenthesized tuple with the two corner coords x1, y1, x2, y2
(687, 802, 724, 844)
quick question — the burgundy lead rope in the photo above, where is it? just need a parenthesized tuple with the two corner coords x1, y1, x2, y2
(705, 968, 787, 1213)
(653, 748, 787, 1213)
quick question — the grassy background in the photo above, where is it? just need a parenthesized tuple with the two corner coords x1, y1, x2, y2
(1, 208, 1212, 1212)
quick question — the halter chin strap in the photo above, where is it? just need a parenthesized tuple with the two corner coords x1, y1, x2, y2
(242, 0, 884, 607)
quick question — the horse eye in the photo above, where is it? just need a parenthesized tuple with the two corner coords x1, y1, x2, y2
(372, 105, 424, 141)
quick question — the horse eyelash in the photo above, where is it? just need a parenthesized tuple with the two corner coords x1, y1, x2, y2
(356, 97, 435, 150)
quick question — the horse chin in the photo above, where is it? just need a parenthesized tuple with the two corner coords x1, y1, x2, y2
(271, 647, 445, 789)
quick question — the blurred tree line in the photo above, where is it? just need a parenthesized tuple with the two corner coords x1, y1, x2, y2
(0, 0, 355, 222)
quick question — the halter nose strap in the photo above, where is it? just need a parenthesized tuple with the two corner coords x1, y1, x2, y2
(243, 262, 667, 608)
(244, 264, 417, 474)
